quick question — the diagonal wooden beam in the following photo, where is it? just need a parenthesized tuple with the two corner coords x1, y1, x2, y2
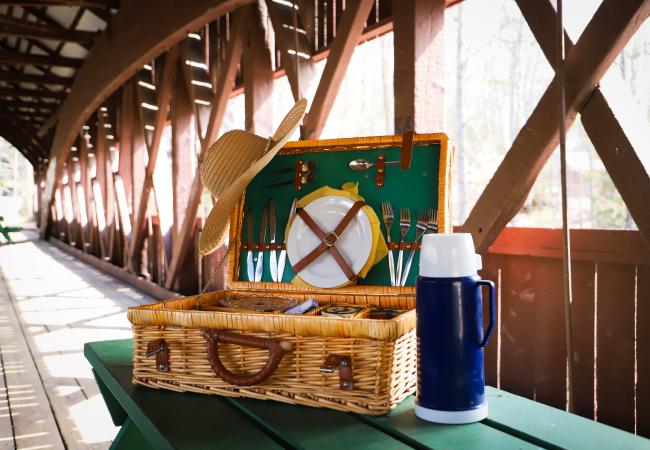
(128, 46, 179, 271)
(462, 0, 650, 253)
(164, 10, 246, 289)
(516, 0, 650, 249)
(301, 0, 375, 139)
(265, 0, 316, 102)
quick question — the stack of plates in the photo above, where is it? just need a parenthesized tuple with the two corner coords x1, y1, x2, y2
(286, 195, 373, 288)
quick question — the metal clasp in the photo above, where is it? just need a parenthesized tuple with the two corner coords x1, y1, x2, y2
(323, 231, 339, 247)
(146, 339, 170, 372)
(319, 354, 353, 391)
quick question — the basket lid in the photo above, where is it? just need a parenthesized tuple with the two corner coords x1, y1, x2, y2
(223, 133, 452, 295)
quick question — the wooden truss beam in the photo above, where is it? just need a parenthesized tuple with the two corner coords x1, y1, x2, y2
(243, 4, 274, 136)
(128, 47, 179, 271)
(0, 100, 55, 110)
(3, 0, 114, 8)
(265, 0, 316, 102)
(517, 0, 650, 249)
(462, 0, 650, 253)
(0, 87, 66, 98)
(0, 50, 83, 68)
(302, 0, 375, 139)
(0, 15, 96, 44)
(393, 0, 445, 133)
(40, 0, 255, 237)
(164, 10, 246, 289)
(0, 71, 73, 85)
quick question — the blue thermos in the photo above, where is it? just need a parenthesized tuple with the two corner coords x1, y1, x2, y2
(415, 233, 496, 424)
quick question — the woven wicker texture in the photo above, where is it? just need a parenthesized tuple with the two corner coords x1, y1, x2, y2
(199, 98, 308, 255)
(128, 290, 416, 341)
(132, 326, 417, 415)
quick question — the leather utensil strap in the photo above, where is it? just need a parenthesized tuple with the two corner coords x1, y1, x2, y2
(401, 130, 415, 170)
(292, 201, 365, 280)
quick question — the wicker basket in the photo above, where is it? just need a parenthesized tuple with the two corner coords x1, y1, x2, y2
(128, 134, 451, 415)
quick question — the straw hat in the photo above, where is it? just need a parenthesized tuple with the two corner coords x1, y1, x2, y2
(199, 98, 308, 255)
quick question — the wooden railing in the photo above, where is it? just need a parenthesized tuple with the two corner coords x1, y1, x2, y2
(480, 227, 650, 437)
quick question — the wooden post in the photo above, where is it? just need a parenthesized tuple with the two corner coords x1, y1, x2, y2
(119, 83, 134, 212)
(243, 5, 274, 136)
(393, 0, 445, 133)
(171, 60, 195, 241)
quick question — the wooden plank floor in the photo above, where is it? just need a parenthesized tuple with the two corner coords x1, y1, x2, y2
(0, 230, 155, 450)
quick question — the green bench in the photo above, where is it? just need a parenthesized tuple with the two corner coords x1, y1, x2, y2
(0, 216, 21, 243)
(86, 339, 650, 450)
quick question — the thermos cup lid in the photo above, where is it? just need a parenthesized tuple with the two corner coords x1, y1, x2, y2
(419, 233, 482, 278)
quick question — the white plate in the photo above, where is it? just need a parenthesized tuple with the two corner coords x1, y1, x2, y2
(287, 195, 373, 288)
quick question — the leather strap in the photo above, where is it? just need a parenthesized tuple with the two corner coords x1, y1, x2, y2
(292, 201, 365, 280)
(375, 153, 385, 187)
(401, 130, 415, 170)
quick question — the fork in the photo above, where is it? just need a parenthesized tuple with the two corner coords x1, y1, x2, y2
(396, 208, 411, 286)
(400, 211, 429, 286)
(426, 209, 439, 234)
(381, 202, 396, 286)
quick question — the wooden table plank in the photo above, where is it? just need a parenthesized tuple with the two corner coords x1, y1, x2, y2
(484, 387, 649, 450)
(85, 340, 284, 450)
(228, 397, 413, 450)
(354, 397, 540, 450)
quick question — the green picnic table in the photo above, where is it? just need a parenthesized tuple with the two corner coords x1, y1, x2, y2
(86, 339, 650, 450)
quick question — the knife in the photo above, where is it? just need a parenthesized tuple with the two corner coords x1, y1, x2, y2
(277, 199, 297, 282)
(246, 203, 255, 281)
(254, 207, 267, 282)
(269, 199, 278, 282)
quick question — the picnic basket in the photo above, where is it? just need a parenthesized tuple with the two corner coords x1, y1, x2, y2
(128, 133, 452, 415)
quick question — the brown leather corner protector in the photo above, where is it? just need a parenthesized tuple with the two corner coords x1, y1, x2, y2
(146, 338, 170, 373)
(319, 354, 353, 391)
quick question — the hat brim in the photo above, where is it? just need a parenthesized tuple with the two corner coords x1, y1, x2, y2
(199, 99, 307, 256)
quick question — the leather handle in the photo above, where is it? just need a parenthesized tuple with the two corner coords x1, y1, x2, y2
(201, 330, 293, 386)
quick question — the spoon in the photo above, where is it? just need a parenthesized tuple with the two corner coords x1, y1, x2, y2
(349, 158, 400, 172)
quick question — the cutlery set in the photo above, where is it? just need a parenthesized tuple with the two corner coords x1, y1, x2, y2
(245, 199, 297, 282)
(381, 202, 438, 286)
